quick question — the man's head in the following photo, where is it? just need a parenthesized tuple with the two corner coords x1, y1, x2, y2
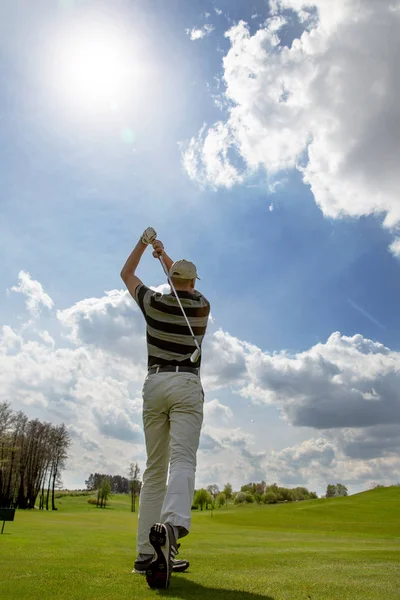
(169, 259, 200, 292)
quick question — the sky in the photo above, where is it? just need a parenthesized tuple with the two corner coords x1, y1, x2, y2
(1, 0, 400, 497)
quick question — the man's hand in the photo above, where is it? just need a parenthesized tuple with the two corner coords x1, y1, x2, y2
(152, 240, 165, 258)
(141, 227, 157, 245)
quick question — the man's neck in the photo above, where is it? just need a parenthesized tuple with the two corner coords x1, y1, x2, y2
(171, 286, 195, 294)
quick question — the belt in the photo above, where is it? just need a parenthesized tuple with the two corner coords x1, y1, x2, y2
(148, 366, 199, 376)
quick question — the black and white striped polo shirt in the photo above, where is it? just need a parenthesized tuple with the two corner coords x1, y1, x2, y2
(135, 284, 210, 369)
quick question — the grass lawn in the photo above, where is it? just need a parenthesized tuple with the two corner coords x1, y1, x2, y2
(1, 487, 399, 600)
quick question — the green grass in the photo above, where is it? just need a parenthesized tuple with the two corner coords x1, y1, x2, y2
(1, 487, 399, 599)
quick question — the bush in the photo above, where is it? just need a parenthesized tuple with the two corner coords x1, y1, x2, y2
(234, 491, 247, 504)
(264, 491, 278, 504)
(191, 505, 199, 510)
(87, 498, 98, 505)
(245, 492, 255, 503)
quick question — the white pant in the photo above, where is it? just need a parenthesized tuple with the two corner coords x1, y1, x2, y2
(137, 371, 204, 555)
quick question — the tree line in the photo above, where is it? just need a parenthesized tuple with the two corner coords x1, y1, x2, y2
(193, 481, 320, 510)
(0, 403, 71, 510)
(192, 481, 349, 510)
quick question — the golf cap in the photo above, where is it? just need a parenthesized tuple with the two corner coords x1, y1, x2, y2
(169, 259, 200, 280)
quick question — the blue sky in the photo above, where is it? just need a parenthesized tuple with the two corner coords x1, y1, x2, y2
(1, 0, 400, 495)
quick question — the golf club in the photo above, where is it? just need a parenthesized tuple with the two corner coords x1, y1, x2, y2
(157, 254, 201, 364)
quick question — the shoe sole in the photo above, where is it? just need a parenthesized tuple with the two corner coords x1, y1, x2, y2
(146, 524, 170, 589)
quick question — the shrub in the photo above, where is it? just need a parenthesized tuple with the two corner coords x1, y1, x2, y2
(234, 491, 247, 504)
(264, 491, 278, 504)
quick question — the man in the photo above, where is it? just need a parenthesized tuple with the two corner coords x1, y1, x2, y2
(120, 227, 210, 589)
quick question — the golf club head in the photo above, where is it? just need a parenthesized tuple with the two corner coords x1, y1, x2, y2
(190, 348, 201, 363)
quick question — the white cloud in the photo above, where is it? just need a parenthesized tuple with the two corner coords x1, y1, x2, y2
(209, 330, 400, 429)
(182, 123, 244, 189)
(204, 398, 233, 423)
(184, 1, 400, 250)
(186, 24, 215, 41)
(9, 270, 54, 316)
(215, 8, 223, 16)
(266, 436, 400, 489)
(4, 272, 400, 491)
(389, 237, 400, 257)
(57, 288, 147, 367)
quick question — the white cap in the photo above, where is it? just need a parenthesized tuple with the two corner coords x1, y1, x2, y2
(169, 259, 200, 280)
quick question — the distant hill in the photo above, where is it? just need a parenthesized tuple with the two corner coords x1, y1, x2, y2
(210, 486, 400, 537)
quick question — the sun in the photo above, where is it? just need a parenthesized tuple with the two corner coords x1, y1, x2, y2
(46, 15, 144, 117)
(62, 32, 127, 108)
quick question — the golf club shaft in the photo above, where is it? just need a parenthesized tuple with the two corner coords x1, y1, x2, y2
(158, 255, 201, 362)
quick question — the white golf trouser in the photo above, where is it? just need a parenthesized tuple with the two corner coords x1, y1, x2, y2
(137, 371, 204, 555)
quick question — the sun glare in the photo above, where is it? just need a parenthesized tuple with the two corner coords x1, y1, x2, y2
(46, 16, 145, 118)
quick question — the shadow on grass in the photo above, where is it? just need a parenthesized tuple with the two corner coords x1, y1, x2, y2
(157, 577, 275, 599)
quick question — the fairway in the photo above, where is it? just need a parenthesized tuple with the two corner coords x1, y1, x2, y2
(1, 488, 399, 600)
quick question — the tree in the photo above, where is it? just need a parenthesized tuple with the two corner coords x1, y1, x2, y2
(85, 474, 96, 491)
(254, 492, 263, 504)
(326, 484, 336, 498)
(326, 483, 348, 498)
(336, 483, 348, 497)
(245, 492, 255, 503)
(128, 462, 141, 513)
(193, 488, 209, 511)
(0, 404, 70, 510)
(50, 424, 71, 510)
(207, 484, 220, 507)
(223, 482, 233, 502)
(98, 477, 111, 508)
(216, 492, 226, 508)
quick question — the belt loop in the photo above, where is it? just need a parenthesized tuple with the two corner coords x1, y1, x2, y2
(156, 366, 160, 374)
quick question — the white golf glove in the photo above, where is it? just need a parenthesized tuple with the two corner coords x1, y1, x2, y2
(141, 227, 157, 245)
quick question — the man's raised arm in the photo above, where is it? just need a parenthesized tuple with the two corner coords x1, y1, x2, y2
(120, 227, 157, 299)
(152, 240, 174, 272)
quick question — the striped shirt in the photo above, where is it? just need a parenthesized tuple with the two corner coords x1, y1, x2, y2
(135, 284, 210, 369)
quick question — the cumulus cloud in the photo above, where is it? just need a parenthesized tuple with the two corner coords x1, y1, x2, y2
(267, 437, 335, 485)
(331, 425, 400, 460)
(204, 398, 233, 423)
(182, 123, 244, 189)
(200, 327, 400, 488)
(266, 435, 400, 489)
(205, 330, 400, 430)
(183, 0, 400, 249)
(198, 425, 267, 484)
(57, 288, 146, 367)
(9, 271, 54, 316)
(4, 272, 400, 490)
(2, 279, 147, 484)
(389, 237, 400, 257)
(186, 24, 215, 41)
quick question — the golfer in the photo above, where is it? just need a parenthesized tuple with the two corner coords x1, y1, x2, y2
(120, 227, 210, 589)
